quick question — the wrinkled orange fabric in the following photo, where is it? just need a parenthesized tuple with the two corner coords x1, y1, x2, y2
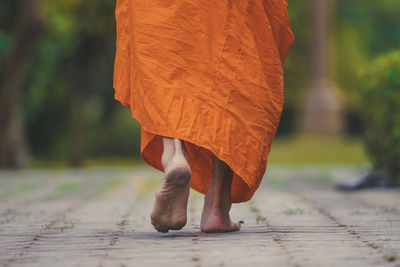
(113, 0, 294, 203)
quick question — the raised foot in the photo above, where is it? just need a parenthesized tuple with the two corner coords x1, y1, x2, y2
(200, 212, 241, 233)
(151, 156, 191, 233)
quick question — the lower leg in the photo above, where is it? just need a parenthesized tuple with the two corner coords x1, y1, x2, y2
(200, 154, 241, 232)
(160, 136, 189, 171)
(150, 136, 191, 233)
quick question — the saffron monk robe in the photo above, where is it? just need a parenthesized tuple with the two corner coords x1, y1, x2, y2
(112, 0, 294, 233)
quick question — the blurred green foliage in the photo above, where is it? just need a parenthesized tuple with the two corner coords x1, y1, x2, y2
(278, 1, 313, 135)
(333, 0, 400, 107)
(358, 49, 400, 185)
(0, 0, 399, 166)
(0, 0, 141, 162)
(285, 0, 313, 105)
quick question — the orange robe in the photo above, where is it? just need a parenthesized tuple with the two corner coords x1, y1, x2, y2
(113, 0, 294, 203)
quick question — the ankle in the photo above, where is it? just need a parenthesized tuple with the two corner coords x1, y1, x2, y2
(203, 194, 232, 215)
(174, 139, 189, 162)
(161, 150, 174, 170)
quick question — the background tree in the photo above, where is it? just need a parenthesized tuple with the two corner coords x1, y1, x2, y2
(301, 0, 344, 135)
(0, 0, 43, 168)
(1, 0, 399, 169)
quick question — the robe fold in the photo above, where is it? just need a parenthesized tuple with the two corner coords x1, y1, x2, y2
(113, 0, 294, 203)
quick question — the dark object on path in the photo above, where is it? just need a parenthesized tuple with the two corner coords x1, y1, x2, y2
(336, 172, 394, 191)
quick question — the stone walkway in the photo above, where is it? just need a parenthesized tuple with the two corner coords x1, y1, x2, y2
(0, 166, 399, 267)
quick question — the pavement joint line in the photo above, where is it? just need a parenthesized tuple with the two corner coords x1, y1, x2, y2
(0, 171, 107, 225)
(0, 173, 129, 267)
(0, 186, 59, 224)
(341, 191, 400, 217)
(294, 190, 393, 263)
(97, 202, 137, 267)
(188, 195, 202, 267)
(1, 200, 79, 267)
(1, 169, 399, 266)
(248, 200, 301, 267)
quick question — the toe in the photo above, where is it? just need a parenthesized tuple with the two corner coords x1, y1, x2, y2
(233, 222, 241, 231)
(154, 225, 169, 233)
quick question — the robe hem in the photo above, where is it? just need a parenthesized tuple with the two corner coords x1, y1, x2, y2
(113, 87, 264, 203)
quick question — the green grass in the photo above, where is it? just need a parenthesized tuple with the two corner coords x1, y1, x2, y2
(56, 223, 74, 231)
(384, 253, 397, 262)
(282, 208, 304, 215)
(46, 180, 83, 198)
(269, 133, 370, 166)
(29, 133, 370, 169)
(248, 200, 267, 223)
(134, 176, 161, 197)
(30, 157, 146, 170)
(0, 183, 38, 200)
(84, 158, 146, 169)
(265, 176, 286, 188)
(55, 181, 82, 194)
(95, 176, 126, 195)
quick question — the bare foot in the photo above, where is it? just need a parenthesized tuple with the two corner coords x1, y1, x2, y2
(200, 155, 240, 233)
(200, 209, 241, 233)
(150, 153, 191, 233)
